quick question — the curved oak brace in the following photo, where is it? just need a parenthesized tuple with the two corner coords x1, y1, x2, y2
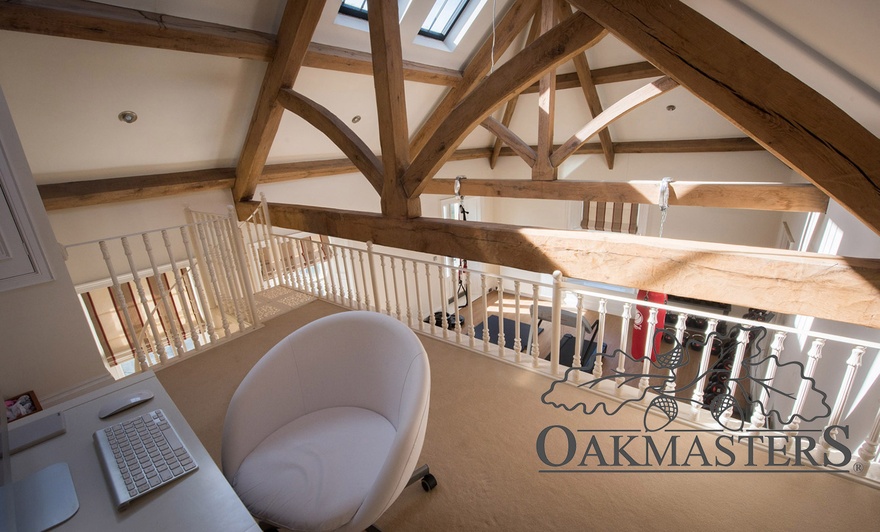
(277, 89, 383, 194)
(569, 0, 880, 235)
(404, 12, 607, 198)
(550, 76, 678, 167)
(480, 117, 537, 167)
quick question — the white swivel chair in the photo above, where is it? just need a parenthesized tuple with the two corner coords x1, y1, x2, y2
(222, 311, 435, 532)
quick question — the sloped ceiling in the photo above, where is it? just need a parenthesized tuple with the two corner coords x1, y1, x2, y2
(1, 0, 875, 182)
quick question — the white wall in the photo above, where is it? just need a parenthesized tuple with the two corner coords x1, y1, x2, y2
(0, 91, 108, 403)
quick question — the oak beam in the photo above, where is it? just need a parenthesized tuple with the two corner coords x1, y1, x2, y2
(276, 89, 382, 194)
(404, 12, 607, 198)
(520, 61, 662, 94)
(304, 42, 461, 86)
(242, 201, 879, 329)
(0, 0, 276, 60)
(480, 117, 537, 166)
(409, 0, 539, 157)
(551, 76, 679, 167)
(39, 169, 235, 210)
(489, 99, 520, 169)
(570, 0, 880, 235)
(38, 137, 765, 211)
(0, 1, 461, 85)
(532, 0, 558, 181)
(232, 0, 325, 202)
(422, 179, 829, 212)
(368, 0, 417, 218)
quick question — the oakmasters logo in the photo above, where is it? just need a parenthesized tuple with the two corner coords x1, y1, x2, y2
(537, 325, 854, 473)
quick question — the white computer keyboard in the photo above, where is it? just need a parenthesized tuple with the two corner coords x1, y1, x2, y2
(93, 408, 198, 510)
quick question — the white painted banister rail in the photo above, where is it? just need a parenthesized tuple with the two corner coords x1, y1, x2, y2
(67, 212, 261, 375)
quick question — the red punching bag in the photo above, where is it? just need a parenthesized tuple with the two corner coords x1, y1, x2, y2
(631, 290, 667, 360)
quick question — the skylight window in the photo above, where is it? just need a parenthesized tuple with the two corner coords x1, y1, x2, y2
(339, 0, 369, 21)
(419, 0, 470, 41)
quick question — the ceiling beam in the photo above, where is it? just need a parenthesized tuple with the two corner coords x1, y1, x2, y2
(0, 1, 459, 85)
(36, 138, 764, 210)
(304, 42, 460, 86)
(521, 61, 662, 94)
(0, 0, 276, 60)
(569, 0, 880, 235)
(276, 89, 382, 194)
(404, 12, 607, 198)
(38, 169, 235, 211)
(422, 179, 829, 212)
(232, 0, 325, 202)
(242, 201, 879, 329)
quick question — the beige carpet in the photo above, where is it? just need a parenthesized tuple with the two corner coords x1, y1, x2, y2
(156, 300, 880, 532)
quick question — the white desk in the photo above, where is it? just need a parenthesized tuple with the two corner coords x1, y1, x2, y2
(10, 372, 260, 532)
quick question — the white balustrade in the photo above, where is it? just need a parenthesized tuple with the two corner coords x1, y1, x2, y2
(70, 214, 880, 487)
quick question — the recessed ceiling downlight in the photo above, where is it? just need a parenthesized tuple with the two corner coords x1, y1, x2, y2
(118, 111, 138, 123)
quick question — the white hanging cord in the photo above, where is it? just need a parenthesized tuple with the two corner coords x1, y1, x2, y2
(490, 0, 497, 75)
(658, 177, 673, 238)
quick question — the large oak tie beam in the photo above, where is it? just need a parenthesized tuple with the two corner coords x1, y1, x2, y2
(238, 201, 880, 329)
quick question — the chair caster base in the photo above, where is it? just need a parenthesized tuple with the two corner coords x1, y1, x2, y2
(421, 473, 437, 492)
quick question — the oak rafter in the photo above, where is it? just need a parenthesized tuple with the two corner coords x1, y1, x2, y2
(232, 0, 325, 202)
